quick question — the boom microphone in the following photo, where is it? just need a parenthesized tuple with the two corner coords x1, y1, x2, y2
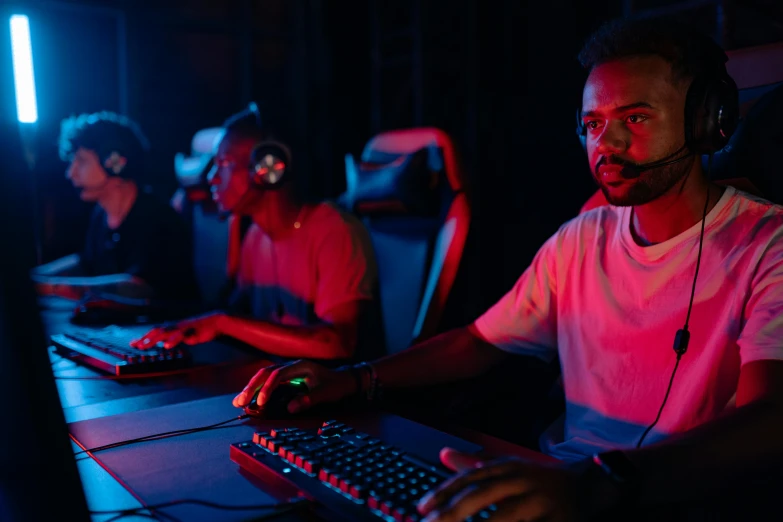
(619, 144, 693, 179)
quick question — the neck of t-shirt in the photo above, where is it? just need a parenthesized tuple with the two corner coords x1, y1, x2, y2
(621, 185, 736, 261)
(631, 182, 726, 246)
(251, 195, 308, 239)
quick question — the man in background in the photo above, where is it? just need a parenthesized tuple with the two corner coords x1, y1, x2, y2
(33, 111, 198, 303)
(132, 104, 381, 361)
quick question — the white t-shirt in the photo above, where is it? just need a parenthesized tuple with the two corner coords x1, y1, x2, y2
(474, 186, 783, 462)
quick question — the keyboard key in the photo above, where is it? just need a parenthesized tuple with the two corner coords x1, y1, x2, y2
(349, 484, 366, 500)
(381, 500, 396, 515)
(404, 514, 422, 522)
(394, 506, 410, 521)
(252, 432, 269, 446)
(303, 459, 320, 474)
(278, 445, 293, 457)
(368, 492, 382, 510)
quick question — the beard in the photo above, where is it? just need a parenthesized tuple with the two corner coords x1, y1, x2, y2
(594, 154, 695, 207)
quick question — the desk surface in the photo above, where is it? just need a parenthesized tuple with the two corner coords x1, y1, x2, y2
(41, 297, 268, 423)
(69, 394, 551, 522)
(41, 298, 550, 521)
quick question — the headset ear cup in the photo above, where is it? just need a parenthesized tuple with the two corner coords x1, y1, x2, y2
(103, 151, 128, 177)
(248, 142, 291, 188)
(685, 75, 739, 155)
(713, 76, 739, 150)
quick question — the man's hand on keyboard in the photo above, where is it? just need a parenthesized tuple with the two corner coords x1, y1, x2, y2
(130, 312, 225, 350)
(232, 360, 357, 413)
(416, 448, 620, 522)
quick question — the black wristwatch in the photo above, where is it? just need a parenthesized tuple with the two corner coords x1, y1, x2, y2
(588, 450, 639, 514)
(592, 450, 638, 488)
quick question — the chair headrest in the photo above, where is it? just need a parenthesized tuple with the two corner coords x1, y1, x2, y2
(362, 127, 467, 192)
(174, 127, 222, 186)
(710, 83, 783, 202)
(341, 144, 448, 217)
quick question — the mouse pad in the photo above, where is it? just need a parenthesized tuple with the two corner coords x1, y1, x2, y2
(68, 394, 485, 521)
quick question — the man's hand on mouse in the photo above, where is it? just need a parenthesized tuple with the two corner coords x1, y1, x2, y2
(415, 448, 622, 522)
(130, 312, 224, 349)
(233, 359, 358, 413)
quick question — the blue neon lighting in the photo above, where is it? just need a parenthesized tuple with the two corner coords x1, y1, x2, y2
(10, 15, 38, 123)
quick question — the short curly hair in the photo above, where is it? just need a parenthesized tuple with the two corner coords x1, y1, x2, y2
(58, 111, 150, 178)
(578, 18, 728, 85)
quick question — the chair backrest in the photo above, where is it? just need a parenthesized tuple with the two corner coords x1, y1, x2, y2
(340, 128, 471, 354)
(172, 127, 230, 309)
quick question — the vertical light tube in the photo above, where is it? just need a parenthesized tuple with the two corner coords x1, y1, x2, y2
(10, 14, 38, 123)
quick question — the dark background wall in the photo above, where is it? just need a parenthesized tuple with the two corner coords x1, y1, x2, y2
(4, 0, 782, 328)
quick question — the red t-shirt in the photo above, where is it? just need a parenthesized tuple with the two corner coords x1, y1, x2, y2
(230, 202, 381, 356)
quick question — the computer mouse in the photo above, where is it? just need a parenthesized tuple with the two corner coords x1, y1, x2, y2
(244, 379, 308, 419)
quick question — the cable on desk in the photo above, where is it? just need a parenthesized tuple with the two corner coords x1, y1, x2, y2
(91, 497, 310, 522)
(74, 414, 250, 456)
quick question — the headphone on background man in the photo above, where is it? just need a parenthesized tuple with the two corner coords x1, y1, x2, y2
(575, 35, 740, 175)
(244, 102, 293, 190)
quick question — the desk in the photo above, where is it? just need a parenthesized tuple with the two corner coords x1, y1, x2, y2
(40, 297, 267, 423)
(69, 394, 552, 522)
(42, 298, 551, 520)
(40, 297, 276, 520)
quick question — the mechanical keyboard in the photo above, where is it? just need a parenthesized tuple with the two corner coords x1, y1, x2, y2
(50, 325, 191, 375)
(231, 420, 497, 522)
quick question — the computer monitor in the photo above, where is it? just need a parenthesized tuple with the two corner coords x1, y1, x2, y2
(0, 11, 90, 521)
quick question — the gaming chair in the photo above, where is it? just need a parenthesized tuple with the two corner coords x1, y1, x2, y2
(339, 128, 471, 354)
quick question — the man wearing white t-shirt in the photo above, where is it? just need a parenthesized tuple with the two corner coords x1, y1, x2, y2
(233, 19, 783, 520)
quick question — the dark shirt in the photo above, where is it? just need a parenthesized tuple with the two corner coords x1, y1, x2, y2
(81, 191, 199, 302)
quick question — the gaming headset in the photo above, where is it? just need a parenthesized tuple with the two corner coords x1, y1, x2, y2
(243, 102, 292, 190)
(575, 35, 740, 159)
(93, 113, 151, 181)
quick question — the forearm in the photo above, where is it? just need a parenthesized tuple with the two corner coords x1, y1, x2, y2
(34, 274, 154, 300)
(627, 400, 783, 507)
(371, 325, 509, 389)
(217, 315, 352, 360)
